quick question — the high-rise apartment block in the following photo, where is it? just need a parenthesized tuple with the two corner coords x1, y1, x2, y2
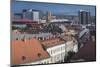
(78, 10, 91, 25)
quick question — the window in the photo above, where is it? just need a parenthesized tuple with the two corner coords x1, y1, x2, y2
(21, 38, 25, 41)
(22, 56, 26, 61)
(40, 37, 43, 40)
(38, 37, 40, 40)
(37, 53, 42, 58)
(51, 50, 52, 54)
(16, 38, 18, 40)
(46, 61, 49, 64)
(29, 37, 31, 40)
(61, 46, 63, 50)
(73, 40, 75, 43)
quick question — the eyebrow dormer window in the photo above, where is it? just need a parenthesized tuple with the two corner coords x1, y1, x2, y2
(22, 56, 26, 61)
(37, 53, 42, 59)
(16, 38, 18, 40)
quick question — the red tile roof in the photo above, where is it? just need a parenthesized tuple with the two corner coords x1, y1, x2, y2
(12, 38, 49, 65)
(13, 19, 33, 22)
(41, 38, 65, 48)
(12, 19, 39, 24)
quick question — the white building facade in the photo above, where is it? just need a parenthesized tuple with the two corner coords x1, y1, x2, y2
(32, 11, 40, 22)
(46, 43, 66, 63)
(66, 40, 78, 53)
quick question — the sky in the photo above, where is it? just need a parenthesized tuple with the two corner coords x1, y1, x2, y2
(11, 0, 96, 16)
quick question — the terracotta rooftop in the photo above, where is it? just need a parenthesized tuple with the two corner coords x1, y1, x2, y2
(13, 19, 33, 22)
(41, 38, 65, 48)
(12, 38, 49, 65)
(12, 19, 39, 24)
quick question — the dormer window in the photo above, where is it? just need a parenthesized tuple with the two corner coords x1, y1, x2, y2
(16, 38, 18, 40)
(22, 36, 26, 42)
(37, 53, 42, 59)
(29, 37, 31, 40)
(22, 56, 26, 61)
(73, 40, 75, 43)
